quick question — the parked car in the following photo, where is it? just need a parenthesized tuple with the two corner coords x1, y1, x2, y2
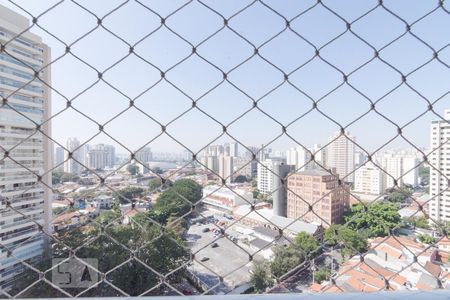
(182, 290, 193, 295)
(211, 242, 219, 248)
(200, 257, 209, 262)
(202, 227, 210, 233)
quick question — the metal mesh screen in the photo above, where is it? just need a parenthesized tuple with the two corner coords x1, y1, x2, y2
(0, 0, 449, 297)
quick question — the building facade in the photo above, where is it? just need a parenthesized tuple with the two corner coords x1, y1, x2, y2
(135, 147, 152, 163)
(202, 185, 252, 212)
(0, 5, 52, 289)
(327, 131, 355, 183)
(287, 170, 348, 227)
(64, 137, 82, 174)
(86, 144, 115, 170)
(354, 162, 385, 196)
(429, 110, 450, 222)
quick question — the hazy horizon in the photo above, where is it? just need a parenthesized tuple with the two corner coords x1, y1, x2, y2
(2, 0, 449, 155)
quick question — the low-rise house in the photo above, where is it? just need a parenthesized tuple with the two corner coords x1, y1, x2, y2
(310, 236, 448, 293)
(92, 194, 113, 209)
(233, 204, 321, 237)
(52, 211, 83, 232)
(121, 205, 147, 225)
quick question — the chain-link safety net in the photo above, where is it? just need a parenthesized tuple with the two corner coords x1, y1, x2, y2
(0, 0, 449, 297)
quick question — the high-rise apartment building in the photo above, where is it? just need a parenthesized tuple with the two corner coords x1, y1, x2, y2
(135, 147, 152, 163)
(374, 151, 420, 189)
(354, 162, 385, 196)
(230, 142, 238, 157)
(0, 5, 51, 289)
(257, 157, 295, 216)
(378, 153, 403, 189)
(64, 137, 82, 174)
(402, 155, 420, 187)
(327, 131, 355, 183)
(429, 109, 450, 222)
(287, 170, 348, 227)
(233, 157, 257, 179)
(286, 146, 312, 171)
(86, 144, 115, 170)
(257, 157, 286, 195)
(218, 154, 233, 183)
(54, 146, 64, 169)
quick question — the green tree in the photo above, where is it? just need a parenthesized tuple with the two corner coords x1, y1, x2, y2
(152, 179, 202, 223)
(417, 234, 435, 244)
(166, 215, 188, 236)
(385, 186, 412, 203)
(293, 232, 318, 256)
(314, 268, 331, 284)
(127, 164, 139, 175)
(152, 167, 164, 174)
(418, 166, 430, 187)
(148, 177, 163, 192)
(250, 260, 273, 293)
(39, 214, 188, 297)
(113, 186, 144, 204)
(270, 246, 305, 278)
(324, 225, 367, 259)
(59, 172, 80, 183)
(344, 202, 401, 237)
(234, 175, 248, 183)
(405, 216, 430, 229)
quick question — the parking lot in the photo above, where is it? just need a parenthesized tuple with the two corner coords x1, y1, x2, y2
(186, 211, 252, 293)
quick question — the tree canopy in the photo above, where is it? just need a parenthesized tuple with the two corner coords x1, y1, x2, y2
(126, 164, 139, 175)
(324, 224, 367, 259)
(113, 186, 144, 204)
(13, 212, 189, 297)
(250, 260, 273, 293)
(152, 179, 202, 223)
(344, 202, 401, 237)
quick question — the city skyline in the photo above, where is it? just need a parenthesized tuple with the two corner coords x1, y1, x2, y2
(0, 1, 448, 153)
(1, 1, 450, 296)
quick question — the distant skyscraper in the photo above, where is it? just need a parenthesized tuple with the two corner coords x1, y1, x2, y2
(312, 144, 327, 169)
(429, 109, 450, 222)
(183, 149, 192, 162)
(327, 131, 356, 183)
(219, 154, 234, 183)
(55, 146, 64, 168)
(87, 144, 115, 170)
(0, 5, 52, 290)
(286, 146, 312, 171)
(230, 142, 239, 157)
(64, 137, 82, 174)
(233, 157, 257, 179)
(135, 147, 152, 163)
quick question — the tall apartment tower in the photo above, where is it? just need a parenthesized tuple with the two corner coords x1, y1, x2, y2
(86, 144, 116, 170)
(54, 146, 64, 170)
(287, 170, 348, 227)
(354, 162, 385, 196)
(257, 157, 286, 195)
(0, 5, 52, 289)
(218, 154, 233, 183)
(230, 142, 238, 157)
(64, 137, 82, 174)
(135, 147, 152, 163)
(327, 131, 355, 183)
(286, 146, 313, 171)
(429, 109, 450, 222)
